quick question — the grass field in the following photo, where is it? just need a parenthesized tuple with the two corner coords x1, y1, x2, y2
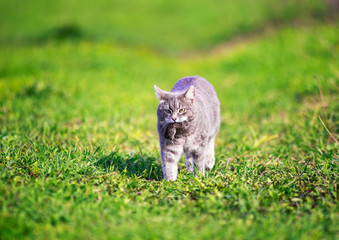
(0, 1, 338, 239)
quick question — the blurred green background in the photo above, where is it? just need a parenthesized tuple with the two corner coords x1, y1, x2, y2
(0, 0, 338, 239)
(0, 0, 333, 52)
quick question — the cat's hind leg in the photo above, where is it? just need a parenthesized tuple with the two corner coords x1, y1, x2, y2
(185, 153, 194, 172)
(205, 137, 216, 170)
(185, 149, 206, 177)
(160, 143, 183, 181)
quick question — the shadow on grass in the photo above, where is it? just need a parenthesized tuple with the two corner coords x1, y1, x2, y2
(95, 152, 163, 181)
(37, 23, 84, 42)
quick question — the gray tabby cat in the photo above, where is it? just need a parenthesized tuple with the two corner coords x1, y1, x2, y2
(154, 76, 220, 181)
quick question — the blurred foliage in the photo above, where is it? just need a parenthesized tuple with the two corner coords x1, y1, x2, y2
(0, 0, 330, 53)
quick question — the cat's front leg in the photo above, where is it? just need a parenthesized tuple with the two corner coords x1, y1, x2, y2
(160, 143, 183, 181)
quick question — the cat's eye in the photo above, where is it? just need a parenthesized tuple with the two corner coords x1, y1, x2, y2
(164, 109, 172, 114)
(178, 108, 185, 113)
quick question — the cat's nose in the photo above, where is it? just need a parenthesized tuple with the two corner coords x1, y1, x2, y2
(172, 117, 177, 122)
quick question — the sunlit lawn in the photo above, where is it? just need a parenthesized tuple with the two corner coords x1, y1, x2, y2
(0, 1, 338, 239)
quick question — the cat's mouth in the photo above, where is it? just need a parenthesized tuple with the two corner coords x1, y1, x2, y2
(168, 119, 185, 124)
(167, 116, 188, 124)
(167, 118, 179, 124)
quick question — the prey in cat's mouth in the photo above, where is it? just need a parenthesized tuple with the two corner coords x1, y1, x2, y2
(164, 121, 188, 141)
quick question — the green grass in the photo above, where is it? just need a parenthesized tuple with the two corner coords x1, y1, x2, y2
(1, 1, 339, 239)
(0, 0, 329, 53)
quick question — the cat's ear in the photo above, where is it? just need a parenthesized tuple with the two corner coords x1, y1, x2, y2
(184, 85, 195, 103)
(154, 85, 168, 100)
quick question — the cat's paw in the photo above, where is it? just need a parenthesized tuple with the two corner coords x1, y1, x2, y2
(205, 155, 215, 170)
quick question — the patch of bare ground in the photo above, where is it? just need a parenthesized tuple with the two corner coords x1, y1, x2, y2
(181, 0, 339, 59)
(180, 26, 276, 59)
(325, 0, 339, 15)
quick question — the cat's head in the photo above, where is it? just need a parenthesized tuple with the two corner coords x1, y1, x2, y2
(154, 85, 195, 124)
